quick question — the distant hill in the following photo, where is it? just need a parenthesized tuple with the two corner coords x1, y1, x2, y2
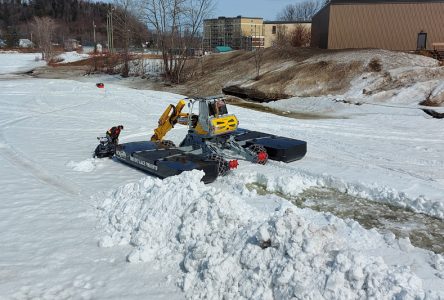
(0, 0, 148, 48)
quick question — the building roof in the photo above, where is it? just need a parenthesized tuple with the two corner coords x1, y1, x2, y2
(204, 16, 263, 21)
(330, 0, 444, 3)
(264, 21, 311, 24)
(313, 0, 444, 19)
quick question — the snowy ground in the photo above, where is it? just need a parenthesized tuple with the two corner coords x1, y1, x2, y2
(0, 53, 443, 299)
(0, 52, 45, 75)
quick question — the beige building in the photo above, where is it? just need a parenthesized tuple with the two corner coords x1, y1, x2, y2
(263, 21, 311, 48)
(203, 16, 265, 51)
(311, 0, 444, 51)
(204, 17, 312, 50)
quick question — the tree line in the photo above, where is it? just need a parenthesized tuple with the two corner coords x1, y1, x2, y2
(0, 0, 148, 48)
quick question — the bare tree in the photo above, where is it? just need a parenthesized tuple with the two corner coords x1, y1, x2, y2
(277, 4, 298, 21)
(253, 48, 264, 79)
(112, 0, 135, 77)
(290, 24, 311, 47)
(142, 0, 215, 83)
(277, 0, 323, 21)
(32, 16, 56, 61)
(272, 23, 311, 49)
(275, 24, 290, 48)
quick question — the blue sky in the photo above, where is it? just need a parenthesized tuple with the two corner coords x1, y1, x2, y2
(99, 0, 298, 21)
(213, 0, 299, 20)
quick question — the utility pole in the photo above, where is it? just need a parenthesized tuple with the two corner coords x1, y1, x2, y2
(107, 13, 110, 52)
(93, 21, 96, 44)
(107, 8, 114, 53)
(93, 20, 96, 53)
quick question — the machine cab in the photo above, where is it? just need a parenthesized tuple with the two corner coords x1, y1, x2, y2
(193, 98, 239, 137)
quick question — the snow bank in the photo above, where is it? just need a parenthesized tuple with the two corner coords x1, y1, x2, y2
(0, 50, 19, 54)
(309, 50, 444, 107)
(55, 51, 90, 64)
(307, 49, 439, 69)
(97, 171, 442, 299)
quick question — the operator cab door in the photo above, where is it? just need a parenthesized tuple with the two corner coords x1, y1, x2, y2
(198, 101, 211, 132)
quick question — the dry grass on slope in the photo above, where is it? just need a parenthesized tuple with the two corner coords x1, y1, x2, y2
(181, 47, 366, 99)
(182, 48, 326, 97)
(258, 59, 363, 97)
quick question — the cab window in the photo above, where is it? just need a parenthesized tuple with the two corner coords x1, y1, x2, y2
(209, 100, 228, 116)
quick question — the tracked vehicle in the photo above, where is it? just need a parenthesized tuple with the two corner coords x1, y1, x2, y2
(96, 96, 307, 183)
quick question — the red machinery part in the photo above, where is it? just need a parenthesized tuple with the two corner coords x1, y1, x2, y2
(257, 151, 268, 162)
(229, 160, 239, 170)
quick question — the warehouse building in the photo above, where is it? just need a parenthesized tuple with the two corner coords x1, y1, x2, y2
(311, 0, 444, 51)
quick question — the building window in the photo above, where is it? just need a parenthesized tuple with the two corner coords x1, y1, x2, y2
(272, 26, 277, 35)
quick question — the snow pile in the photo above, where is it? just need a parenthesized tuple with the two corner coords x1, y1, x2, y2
(55, 51, 90, 64)
(97, 170, 437, 299)
(67, 158, 99, 172)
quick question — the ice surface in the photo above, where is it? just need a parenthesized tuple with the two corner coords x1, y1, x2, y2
(0, 50, 443, 299)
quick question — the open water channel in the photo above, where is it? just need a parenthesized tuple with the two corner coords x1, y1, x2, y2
(247, 183, 444, 255)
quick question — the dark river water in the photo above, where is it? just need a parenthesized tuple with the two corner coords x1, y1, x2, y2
(247, 183, 444, 255)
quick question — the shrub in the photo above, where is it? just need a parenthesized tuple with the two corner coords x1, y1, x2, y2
(367, 58, 382, 72)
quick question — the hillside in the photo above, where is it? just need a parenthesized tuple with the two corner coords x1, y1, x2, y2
(182, 48, 444, 107)
(0, 0, 148, 48)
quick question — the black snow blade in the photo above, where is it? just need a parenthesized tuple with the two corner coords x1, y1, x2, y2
(114, 141, 219, 184)
(234, 129, 307, 163)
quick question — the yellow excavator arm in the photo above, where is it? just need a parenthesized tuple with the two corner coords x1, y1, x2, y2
(150, 99, 189, 142)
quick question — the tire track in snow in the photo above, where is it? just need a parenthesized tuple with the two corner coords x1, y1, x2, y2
(0, 99, 94, 196)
